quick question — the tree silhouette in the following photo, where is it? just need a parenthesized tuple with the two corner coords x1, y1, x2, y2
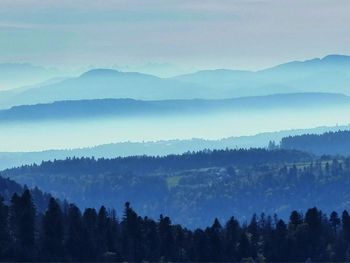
(65, 204, 84, 260)
(2, 191, 350, 262)
(41, 197, 64, 260)
(12, 190, 36, 260)
(0, 196, 11, 259)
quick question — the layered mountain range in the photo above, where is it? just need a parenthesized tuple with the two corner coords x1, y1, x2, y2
(1, 54, 350, 109)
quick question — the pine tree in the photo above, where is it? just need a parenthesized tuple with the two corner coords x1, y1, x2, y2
(0, 196, 11, 259)
(105, 208, 120, 260)
(122, 202, 143, 261)
(224, 216, 240, 261)
(9, 193, 21, 244)
(41, 197, 64, 260)
(272, 219, 288, 261)
(207, 218, 223, 261)
(289, 210, 303, 229)
(191, 229, 208, 261)
(9, 190, 37, 260)
(247, 214, 259, 258)
(65, 204, 84, 261)
(82, 207, 98, 260)
(237, 232, 250, 260)
(19, 190, 36, 249)
(143, 216, 160, 262)
(330, 211, 341, 235)
(305, 207, 323, 260)
(96, 206, 108, 256)
(158, 214, 175, 261)
(342, 210, 350, 242)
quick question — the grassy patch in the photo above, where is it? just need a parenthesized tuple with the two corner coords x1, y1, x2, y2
(166, 176, 182, 189)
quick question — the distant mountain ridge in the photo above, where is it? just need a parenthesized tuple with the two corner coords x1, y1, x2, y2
(0, 92, 348, 122)
(0, 124, 349, 170)
(1, 54, 350, 108)
(268, 55, 350, 71)
(0, 63, 60, 90)
(173, 54, 350, 96)
(0, 68, 203, 108)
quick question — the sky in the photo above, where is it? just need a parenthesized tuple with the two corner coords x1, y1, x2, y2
(0, 0, 350, 73)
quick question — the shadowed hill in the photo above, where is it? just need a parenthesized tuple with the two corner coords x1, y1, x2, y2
(0, 92, 349, 122)
(1, 54, 350, 108)
(281, 130, 350, 156)
(1, 148, 312, 227)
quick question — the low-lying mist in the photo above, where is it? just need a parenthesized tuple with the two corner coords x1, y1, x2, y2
(2, 107, 350, 152)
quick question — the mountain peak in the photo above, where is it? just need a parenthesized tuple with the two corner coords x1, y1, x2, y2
(80, 68, 122, 78)
(79, 68, 158, 80)
(322, 54, 350, 63)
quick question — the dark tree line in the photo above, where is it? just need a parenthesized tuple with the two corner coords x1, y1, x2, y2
(3, 190, 350, 261)
(3, 148, 311, 177)
(280, 129, 350, 156)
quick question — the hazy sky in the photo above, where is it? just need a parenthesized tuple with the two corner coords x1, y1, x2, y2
(1, 0, 350, 71)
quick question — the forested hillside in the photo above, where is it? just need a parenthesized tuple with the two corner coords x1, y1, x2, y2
(281, 130, 350, 155)
(0, 124, 347, 170)
(2, 190, 350, 262)
(0, 176, 53, 212)
(3, 148, 310, 176)
(4, 148, 349, 227)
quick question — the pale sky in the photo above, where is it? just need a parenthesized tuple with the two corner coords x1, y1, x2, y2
(0, 0, 350, 71)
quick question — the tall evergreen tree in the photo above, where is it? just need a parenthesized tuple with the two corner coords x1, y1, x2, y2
(96, 206, 108, 255)
(207, 218, 223, 261)
(247, 214, 259, 258)
(19, 190, 36, 249)
(237, 232, 250, 260)
(41, 197, 64, 260)
(158, 214, 175, 261)
(0, 196, 11, 259)
(9, 193, 21, 241)
(224, 216, 240, 261)
(272, 219, 288, 261)
(65, 204, 84, 261)
(9, 190, 37, 260)
(330, 211, 341, 235)
(289, 210, 303, 230)
(122, 202, 143, 262)
(82, 207, 98, 260)
(191, 229, 208, 261)
(105, 208, 120, 260)
(143, 216, 160, 262)
(304, 207, 323, 260)
(342, 210, 350, 242)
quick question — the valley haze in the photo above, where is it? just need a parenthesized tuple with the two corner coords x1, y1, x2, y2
(2, 1, 350, 261)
